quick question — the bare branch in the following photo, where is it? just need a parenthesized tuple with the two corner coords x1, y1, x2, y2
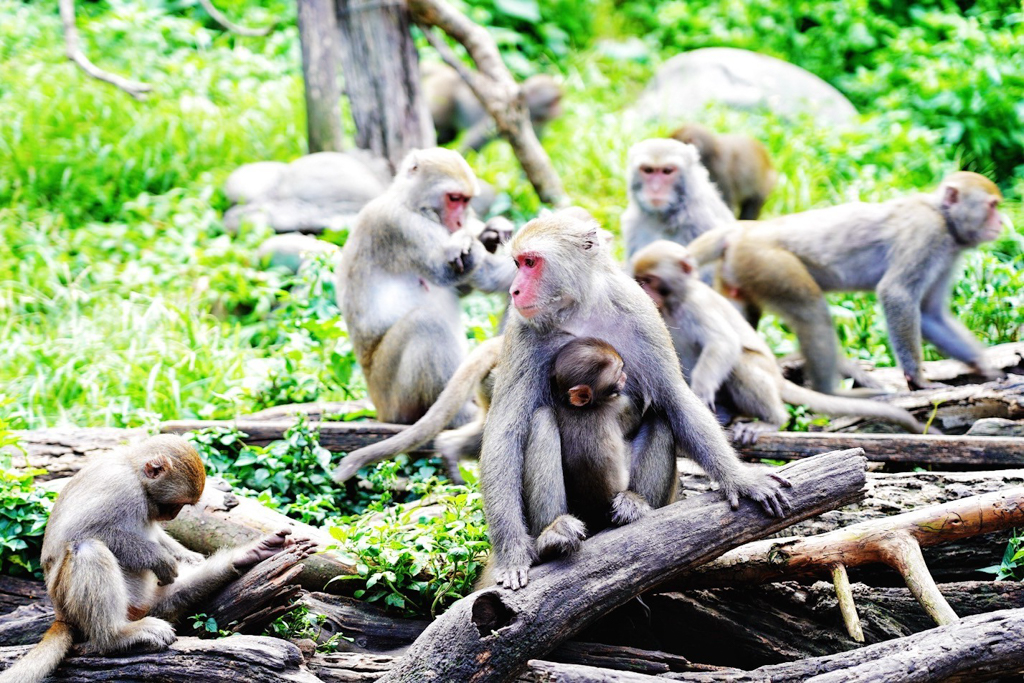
(197, 0, 276, 38)
(58, 0, 152, 100)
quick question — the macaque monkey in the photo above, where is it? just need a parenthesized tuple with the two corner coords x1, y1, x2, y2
(481, 208, 790, 590)
(671, 123, 777, 220)
(689, 171, 1009, 393)
(331, 336, 504, 486)
(337, 148, 516, 426)
(542, 337, 651, 559)
(631, 241, 933, 444)
(0, 436, 292, 683)
(422, 62, 563, 152)
(620, 138, 735, 260)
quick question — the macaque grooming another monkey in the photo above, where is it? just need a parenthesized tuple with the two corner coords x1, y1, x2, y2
(671, 123, 777, 220)
(481, 208, 790, 590)
(0, 435, 292, 683)
(422, 62, 563, 153)
(337, 148, 515, 426)
(688, 171, 1008, 394)
(621, 138, 735, 259)
(544, 337, 651, 557)
(631, 241, 933, 444)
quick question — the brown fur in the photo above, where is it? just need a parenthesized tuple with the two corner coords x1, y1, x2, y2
(0, 436, 291, 683)
(688, 172, 1006, 393)
(631, 241, 935, 444)
(671, 123, 777, 220)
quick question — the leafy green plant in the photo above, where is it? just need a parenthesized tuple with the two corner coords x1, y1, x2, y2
(187, 612, 235, 638)
(981, 531, 1024, 581)
(329, 477, 489, 617)
(0, 426, 56, 578)
(264, 605, 349, 653)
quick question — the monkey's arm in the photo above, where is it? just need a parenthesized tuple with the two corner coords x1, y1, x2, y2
(920, 271, 990, 371)
(465, 240, 516, 293)
(393, 215, 477, 286)
(103, 531, 179, 585)
(688, 301, 743, 407)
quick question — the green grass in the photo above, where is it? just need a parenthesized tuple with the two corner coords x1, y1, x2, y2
(1, 0, 1022, 433)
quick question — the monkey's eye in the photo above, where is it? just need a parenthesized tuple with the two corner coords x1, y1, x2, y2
(662, 167, 676, 175)
(524, 257, 536, 268)
(448, 193, 469, 204)
(640, 166, 654, 175)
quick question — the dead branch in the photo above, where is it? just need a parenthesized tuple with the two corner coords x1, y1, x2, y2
(58, 0, 152, 99)
(377, 450, 867, 683)
(198, 0, 275, 37)
(408, 0, 568, 207)
(676, 487, 1024, 638)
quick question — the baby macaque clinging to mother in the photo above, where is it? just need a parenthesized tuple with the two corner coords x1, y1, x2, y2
(480, 208, 791, 590)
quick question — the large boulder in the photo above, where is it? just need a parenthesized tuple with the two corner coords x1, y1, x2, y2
(634, 47, 857, 126)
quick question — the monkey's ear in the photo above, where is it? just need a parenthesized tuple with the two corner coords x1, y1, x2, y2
(679, 257, 696, 274)
(569, 384, 593, 407)
(143, 455, 173, 480)
(942, 185, 960, 208)
(581, 229, 598, 250)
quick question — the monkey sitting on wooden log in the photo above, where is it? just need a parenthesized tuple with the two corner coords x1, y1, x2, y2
(422, 62, 563, 153)
(688, 171, 1010, 394)
(670, 123, 777, 220)
(336, 147, 516, 427)
(630, 241, 934, 444)
(0, 435, 292, 683)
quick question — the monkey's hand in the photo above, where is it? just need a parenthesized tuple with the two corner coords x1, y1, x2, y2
(722, 466, 792, 518)
(690, 381, 717, 413)
(479, 217, 514, 254)
(232, 528, 293, 570)
(968, 361, 1004, 383)
(492, 541, 537, 591)
(610, 491, 652, 526)
(445, 230, 477, 276)
(152, 549, 179, 587)
(730, 421, 778, 446)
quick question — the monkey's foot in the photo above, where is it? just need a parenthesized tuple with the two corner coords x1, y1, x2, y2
(87, 617, 177, 655)
(234, 528, 293, 569)
(492, 543, 536, 590)
(610, 491, 653, 526)
(729, 421, 778, 446)
(536, 514, 587, 561)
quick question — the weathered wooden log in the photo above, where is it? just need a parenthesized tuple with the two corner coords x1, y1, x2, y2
(160, 419, 411, 453)
(0, 635, 321, 682)
(967, 417, 1024, 437)
(243, 400, 375, 422)
(675, 487, 1024, 638)
(6, 427, 147, 479)
(581, 580, 1024, 669)
(42, 476, 358, 593)
(659, 607, 1024, 682)
(377, 450, 867, 683)
(827, 374, 1024, 434)
(0, 576, 46, 616)
(733, 431, 1024, 467)
(529, 661, 721, 682)
(0, 603, 51, 647)
(679, 468, 1023, 582)
(296, 0, 343, 153)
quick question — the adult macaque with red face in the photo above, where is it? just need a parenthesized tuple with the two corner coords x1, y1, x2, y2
(621, 138, 735, 260)
(689, 171, 1009, 393)
(480, 209, 790, 590)
(337, 148, 515, 426)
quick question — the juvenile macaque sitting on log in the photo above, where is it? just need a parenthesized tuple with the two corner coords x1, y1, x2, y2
(0, 435, 292, 683)
(689, 171, 1010, 394)
(630, 241, 933, 444)
(422, 62, 562, 153)
(671, 122, 777, 220)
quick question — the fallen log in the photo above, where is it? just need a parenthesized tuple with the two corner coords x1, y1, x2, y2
(675, 487, 1024, 638)
(732, 431, 1024, 467)
(6, 427, 147, 480)
(43, 477, 359, 593)
(827, 374, 1024, 434)
(161, 419, 411, 453)
(243, 400, 376, 422)
(580, 580, 1024, 669)
(660, 607, 1024, 682)
(377, 450, 867, 683)
(0, 576, 46, 616)
(967, 417, 1024, 437)
(0, 635, 320, 682)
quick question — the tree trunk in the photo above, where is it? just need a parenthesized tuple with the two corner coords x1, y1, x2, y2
(297, 0, 344, 153)
(335, 0, 432, 171)
(378, 450, 866, 683)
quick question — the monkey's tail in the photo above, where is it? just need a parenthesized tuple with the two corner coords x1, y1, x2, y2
(779, 381, 937, 435)
(687, 226, 732, 265)
(331, 336, 504, 484)
(0, 620, 74, 683)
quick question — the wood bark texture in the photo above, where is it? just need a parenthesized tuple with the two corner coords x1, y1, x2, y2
(298, 0, 344, 152)
(377, 450, 867, 683)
